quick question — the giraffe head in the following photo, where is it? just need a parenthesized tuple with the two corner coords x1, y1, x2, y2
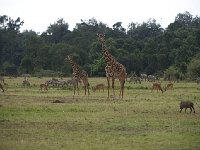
(96, 33, 105, 43)
(64, 55, 72, 62)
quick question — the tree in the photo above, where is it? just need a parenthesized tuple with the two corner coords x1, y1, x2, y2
(187, 54, 200, 78)
(44, 18, 70, 43)
(2, 62, 18, 75)
(0, 15, 24, 31)
(20, 56, 33, 73)
(175, 11, 193, 27)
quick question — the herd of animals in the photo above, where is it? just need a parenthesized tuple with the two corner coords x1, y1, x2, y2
(0, 33, 199, 113)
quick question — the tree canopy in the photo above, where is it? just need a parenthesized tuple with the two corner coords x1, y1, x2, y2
(0, 12, 200, 78)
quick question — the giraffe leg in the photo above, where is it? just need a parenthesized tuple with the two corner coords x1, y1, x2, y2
(84, 84, 87, 95)
(107, 77, 110, 98)
(121, 81, 125, 98)
(77, 86, 79, 95)
(73, 84, 76, 95)
(76, 81, 79, 95)
(119, 79, 125, 98)
(119, 85, 122, 97)
(112, 77, 115, 98)
(87, 84, 90, 95)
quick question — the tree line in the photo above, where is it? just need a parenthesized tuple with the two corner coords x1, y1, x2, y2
(0, 11, 200, 79)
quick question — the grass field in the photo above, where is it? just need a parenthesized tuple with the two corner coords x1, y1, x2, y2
(0, 77, 200, 150)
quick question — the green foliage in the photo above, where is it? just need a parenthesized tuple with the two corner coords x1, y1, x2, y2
(164, 66, 182, 81)
(0, 15, 24, 31)
(2, 62, 18, 75)
(20, 56, 33, 73)
(34, 69, 63, 77)
(187, 54, 200, 78)
(90, 57, 106, 76)
(0, 12, 200, 78)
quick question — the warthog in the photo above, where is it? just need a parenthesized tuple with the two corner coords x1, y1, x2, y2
(180, 101, 195, 113)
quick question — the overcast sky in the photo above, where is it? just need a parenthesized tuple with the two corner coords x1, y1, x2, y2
(1, 0, 200, 33)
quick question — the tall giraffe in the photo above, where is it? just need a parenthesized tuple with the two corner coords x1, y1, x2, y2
(97, 33, 127, 98)
(65, 55, 90, 95)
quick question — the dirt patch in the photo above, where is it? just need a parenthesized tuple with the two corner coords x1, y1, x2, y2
(52, 100, 65, 103)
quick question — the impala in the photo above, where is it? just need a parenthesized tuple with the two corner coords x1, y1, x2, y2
(40, 83, 48, 91)
(92, 83, 105, 92)
(165, 83, 173, 91)
(151, 83, 164, 93)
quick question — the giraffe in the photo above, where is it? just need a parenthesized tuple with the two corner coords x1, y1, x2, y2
(97, 33, 127, 98)
(65, 55, 90, 95)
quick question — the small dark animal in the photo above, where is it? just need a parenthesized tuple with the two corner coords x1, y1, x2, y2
(180, 101, 195, 113)
(52, 100, 64, 103)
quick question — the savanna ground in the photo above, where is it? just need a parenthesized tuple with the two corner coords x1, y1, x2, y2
(0, 77, 200, 150)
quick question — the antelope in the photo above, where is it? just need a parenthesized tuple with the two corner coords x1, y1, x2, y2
(151, 83, 164, 93)
(164, 83, 173, 91)
(22, 80, 30, 87)
(0, 83, 5, 92)
(40, 83, 48, 91)
(92, 83, 105, 92)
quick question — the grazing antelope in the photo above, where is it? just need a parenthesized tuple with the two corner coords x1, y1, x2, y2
(40, 83, 48, 91)
(165, 83, 173, 91)
(92, 83, 105, 92)
(151, 83, 164, 93)
(0, 83, 5, 92)
(22, 80, 30, 87)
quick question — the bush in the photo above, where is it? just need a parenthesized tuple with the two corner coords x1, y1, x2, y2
(187, 57, 200, 78)
(2, 62, 18, 75)
(164, 66, 185, 81)
(34, 69, 63, 77)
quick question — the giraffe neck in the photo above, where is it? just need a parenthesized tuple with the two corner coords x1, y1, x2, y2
(101, 42, 115, 65)
(68, 59, 80, 75)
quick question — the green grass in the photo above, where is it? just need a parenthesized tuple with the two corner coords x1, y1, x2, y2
(0, 77, 200, 150)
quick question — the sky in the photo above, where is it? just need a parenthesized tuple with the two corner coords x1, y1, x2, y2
(1, 0, 200, 33)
